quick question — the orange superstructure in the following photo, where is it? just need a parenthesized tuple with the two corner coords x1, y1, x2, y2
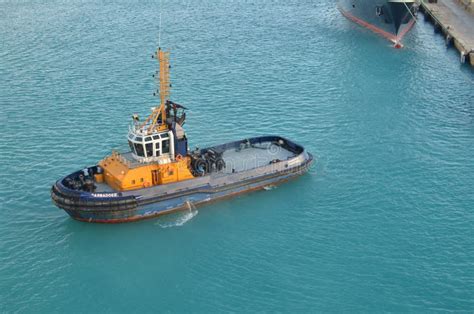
(98, 153, 194, 191)
(95, 48, 195, 191)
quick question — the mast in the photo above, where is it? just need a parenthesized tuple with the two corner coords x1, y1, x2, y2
(151, 48, 171, 131)
(140, 48, 171, 133)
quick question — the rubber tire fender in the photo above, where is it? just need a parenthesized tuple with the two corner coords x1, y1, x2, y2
(215, 158, 226, 172)
(193, 158, 209, 176)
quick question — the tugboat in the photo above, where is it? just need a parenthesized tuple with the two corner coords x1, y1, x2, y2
(338, 0, 418, 48)
(51, 47, 313, 223)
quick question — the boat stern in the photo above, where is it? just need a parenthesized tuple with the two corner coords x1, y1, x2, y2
(50, 166, 139, 223)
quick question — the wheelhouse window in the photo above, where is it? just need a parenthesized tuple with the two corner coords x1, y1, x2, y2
(128, 140, 135, 153)
(134, 143, 145, 157)
(162, 139, 170, 154)
(145, 143, 153, 157)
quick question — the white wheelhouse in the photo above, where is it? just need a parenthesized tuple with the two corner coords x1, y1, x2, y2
(127, 126, 175, 163)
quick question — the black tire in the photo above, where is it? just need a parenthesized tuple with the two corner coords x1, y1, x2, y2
(193, 158, 209, 176)
(215, 158, 226, 172)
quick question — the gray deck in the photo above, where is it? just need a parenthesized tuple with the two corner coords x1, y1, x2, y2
(95, 141, 296, 192)
(222, 142, 295, 173)
(95, 182, 117, 192)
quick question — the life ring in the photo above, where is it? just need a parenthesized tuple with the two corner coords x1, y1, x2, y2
(143, 182, 151, 188)
(176, 154, 183, 161)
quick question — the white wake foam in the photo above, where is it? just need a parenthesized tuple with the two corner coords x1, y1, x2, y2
(155, 201, 198, 228)
(263, 185, 277, 191)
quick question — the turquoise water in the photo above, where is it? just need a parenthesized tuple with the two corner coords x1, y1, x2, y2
(1, 0, 474, 312)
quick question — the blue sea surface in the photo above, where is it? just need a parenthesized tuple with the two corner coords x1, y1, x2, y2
(1, 0, 473, 312)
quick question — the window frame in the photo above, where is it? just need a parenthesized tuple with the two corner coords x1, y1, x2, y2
(128, 130, 173, 159)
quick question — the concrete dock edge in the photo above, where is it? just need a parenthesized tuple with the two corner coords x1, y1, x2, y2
(420, 0, 474, 67)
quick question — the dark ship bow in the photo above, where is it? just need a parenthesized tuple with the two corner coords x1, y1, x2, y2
(338, 0, 417, 47)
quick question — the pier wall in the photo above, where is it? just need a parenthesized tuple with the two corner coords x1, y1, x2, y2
(420, 0, 474, 67)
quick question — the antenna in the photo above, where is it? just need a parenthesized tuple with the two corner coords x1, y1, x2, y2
(158, 0, 163, 48)
(139, 0, 170, 134)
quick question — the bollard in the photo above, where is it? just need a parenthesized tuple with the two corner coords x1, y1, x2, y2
(445, 34, 452, 46)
